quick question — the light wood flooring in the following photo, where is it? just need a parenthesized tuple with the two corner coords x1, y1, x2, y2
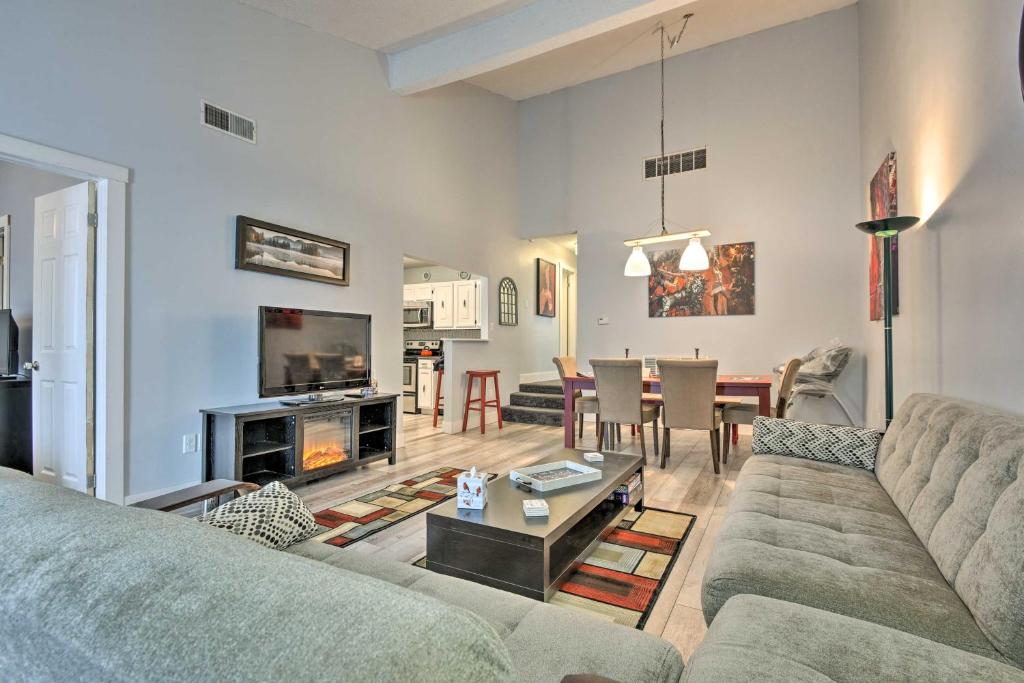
(297, 413, 750, 663)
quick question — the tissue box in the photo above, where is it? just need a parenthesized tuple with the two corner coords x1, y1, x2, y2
(457, 467, 488, 510)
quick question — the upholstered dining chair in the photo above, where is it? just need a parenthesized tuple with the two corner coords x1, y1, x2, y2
(590, 358, 659, 461)
(656, 358, 723, 473)
(721, 357, 803, 462)
(553, 356, 600, 439)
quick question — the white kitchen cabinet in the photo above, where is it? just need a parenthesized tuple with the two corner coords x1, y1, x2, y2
(433, 282, 455, 329)
(404, 283, 433, 303)
(417, 360, 436, 411)
(454, 281, 479, 328)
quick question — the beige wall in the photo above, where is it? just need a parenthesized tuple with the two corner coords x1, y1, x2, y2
(858, 0, 1024, 424)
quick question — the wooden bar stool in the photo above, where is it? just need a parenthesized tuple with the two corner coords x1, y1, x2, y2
(432, 365, 445, 428)
(461, 370, 502, 434)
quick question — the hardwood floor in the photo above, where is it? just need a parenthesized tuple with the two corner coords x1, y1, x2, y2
(297, 413, 750, 662)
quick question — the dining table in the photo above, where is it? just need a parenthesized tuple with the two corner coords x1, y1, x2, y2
(561, 373, 773, 448)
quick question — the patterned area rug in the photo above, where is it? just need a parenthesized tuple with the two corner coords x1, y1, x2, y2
(310, 467, 493, 547)
(415, 507, 695, 630)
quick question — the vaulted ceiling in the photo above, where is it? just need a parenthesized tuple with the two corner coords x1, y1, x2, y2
(236, 0, 856, 100)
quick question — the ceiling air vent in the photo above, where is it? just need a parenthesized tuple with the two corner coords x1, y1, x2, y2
(644, 147, 706, 180)
(201, 100, 256, 144)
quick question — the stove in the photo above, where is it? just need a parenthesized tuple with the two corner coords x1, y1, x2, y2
(404, 339, 442, 360)
(403, 341, 442, 414)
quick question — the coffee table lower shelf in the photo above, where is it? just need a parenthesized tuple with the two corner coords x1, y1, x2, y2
(425, 449, 643, 602)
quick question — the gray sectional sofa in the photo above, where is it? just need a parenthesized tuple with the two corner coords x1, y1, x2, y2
(0, 465, 684, 683)
(687, 393, 1024, 682)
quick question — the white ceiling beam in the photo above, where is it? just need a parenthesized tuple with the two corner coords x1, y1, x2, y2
(386, 0, 700, 95)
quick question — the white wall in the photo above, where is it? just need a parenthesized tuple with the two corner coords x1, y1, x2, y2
(858, 0, 1024, 424)
(0, 0, 530, 497)
(0, 161, 78, 357)
(519, 7, 866, 422)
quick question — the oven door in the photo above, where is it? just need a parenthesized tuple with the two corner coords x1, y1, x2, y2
(402, 362, 416, 391)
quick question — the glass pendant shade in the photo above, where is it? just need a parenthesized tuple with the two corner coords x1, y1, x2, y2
(624, 246, 652, 277)
(679, 237, 709, 271)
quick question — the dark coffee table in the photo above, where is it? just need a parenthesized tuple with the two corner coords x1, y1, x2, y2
(425, 449, 644, 601)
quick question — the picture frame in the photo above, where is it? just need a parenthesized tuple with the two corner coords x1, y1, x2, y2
(536, 258, 556, 317)
(235, 216, 349, 287)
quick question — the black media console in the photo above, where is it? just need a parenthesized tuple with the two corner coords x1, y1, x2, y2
(201, 394, 397, 487)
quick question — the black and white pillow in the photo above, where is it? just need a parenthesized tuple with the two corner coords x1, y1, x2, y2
(752, 416, 882, 471)
(198, 481, 317, 550)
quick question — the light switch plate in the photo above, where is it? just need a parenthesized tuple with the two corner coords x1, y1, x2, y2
(597, 317, 609, 326)
(182, 433, 199, 454)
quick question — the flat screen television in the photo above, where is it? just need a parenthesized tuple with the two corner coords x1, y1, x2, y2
(259, 307, 371, 398)
(0, 310, 19, 376)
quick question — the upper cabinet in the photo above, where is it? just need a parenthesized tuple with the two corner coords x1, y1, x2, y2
(403, 283, 433, 303)
(433, 282, 455, 329)
(454, 281, 479, 328)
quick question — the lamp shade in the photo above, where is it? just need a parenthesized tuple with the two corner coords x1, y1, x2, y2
(855, 216, 919, 237)
(624, 246, 652, 277)
(679, 237, 710, 271)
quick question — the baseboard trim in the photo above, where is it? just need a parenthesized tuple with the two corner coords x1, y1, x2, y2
(520, 371, 558, 384)
(124, 480, 202, 506)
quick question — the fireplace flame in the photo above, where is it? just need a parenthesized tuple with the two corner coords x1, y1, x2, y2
(303, 441, 348, 471)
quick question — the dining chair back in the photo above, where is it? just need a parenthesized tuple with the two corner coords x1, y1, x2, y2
(590, 358, 644, 425)
(553, 356, 578, 383)
(657, 359, 720, 430)
(775, 357, 803, 419)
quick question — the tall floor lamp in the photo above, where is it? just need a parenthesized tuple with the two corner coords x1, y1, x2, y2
(855, 216, 919, 426)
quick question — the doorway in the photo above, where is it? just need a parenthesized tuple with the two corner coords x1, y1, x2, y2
(0, 132, 128, 503)
(559, 265, 576, 358)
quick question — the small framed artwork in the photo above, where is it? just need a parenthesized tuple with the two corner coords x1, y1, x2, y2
(536, 258, 556, 317)
(235, 216, 349, 287)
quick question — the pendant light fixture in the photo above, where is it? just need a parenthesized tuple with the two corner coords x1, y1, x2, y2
(623, 14, 710, 276)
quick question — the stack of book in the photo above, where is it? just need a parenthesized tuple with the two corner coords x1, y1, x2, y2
(610, 472, 643, 505)
(522, 499, 549, 518)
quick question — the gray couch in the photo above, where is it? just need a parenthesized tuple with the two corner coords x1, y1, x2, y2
(686, 393, 1024, 682)
(0, 466, 684, 683)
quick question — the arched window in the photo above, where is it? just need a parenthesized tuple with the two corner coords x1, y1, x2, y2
(498, 277, 518, 326)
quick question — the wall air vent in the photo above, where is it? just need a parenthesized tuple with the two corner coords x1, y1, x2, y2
(201, 100, 256, 144)
(644, 147, 706, 180)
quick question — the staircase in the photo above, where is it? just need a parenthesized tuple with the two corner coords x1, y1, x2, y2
(501, 380, 565, 426)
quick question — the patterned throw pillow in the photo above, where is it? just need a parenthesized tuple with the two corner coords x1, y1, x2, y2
(198, 481, 317, 550)
(752, 416, 882, 471)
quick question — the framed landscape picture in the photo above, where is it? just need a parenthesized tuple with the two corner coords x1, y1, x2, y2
(536, 258, 556, 317)
(236, 216, 349, 286)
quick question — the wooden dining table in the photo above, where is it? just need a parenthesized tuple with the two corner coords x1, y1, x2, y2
(561, 374, 773, 448)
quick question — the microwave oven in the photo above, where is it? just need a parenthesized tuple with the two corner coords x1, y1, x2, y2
(403, 301, 433, 328)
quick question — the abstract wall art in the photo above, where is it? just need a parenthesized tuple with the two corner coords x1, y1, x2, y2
(648, 242, 755, 317)
(868, 152, 898, 320)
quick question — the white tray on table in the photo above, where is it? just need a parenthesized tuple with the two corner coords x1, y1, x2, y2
(509, 460, 602, 493)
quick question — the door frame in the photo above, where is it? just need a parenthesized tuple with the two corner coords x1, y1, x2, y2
(558, 263, 576, 358)
(0, 132, 128, 504)
(0, 214, 10, 309)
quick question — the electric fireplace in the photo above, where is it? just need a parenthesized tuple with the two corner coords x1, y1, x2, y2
(301, 407, 353, 473)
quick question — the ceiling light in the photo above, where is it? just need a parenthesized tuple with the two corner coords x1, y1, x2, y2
(623, 246, 652, 277)
(679, 237, 710, 271)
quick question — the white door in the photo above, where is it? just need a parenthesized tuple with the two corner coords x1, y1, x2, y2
(454, 281, 478, 328)
(31, 182, 94, 493)
(417, 362, 434, 411)
(433, 282, 454, 329)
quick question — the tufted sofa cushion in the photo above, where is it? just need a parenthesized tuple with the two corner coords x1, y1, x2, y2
(700, 454, 1002, 660)
(876, 394, 1024, 668)
(288, 539, 686, 683)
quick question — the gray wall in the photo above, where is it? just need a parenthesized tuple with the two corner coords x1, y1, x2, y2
(0, 161, 78, 358)
(518, 7, 866, 422)
(858, 0, 1024, 424)
(0, 0, 554, 498)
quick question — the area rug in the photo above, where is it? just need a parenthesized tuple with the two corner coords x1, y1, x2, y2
(414, 507, 696, 630)
(309, 467, 494, 547)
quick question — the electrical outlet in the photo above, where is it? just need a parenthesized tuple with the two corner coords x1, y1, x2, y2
(182, 433, 198, 454)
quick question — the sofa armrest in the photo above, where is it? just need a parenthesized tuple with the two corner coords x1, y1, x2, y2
(751, 416, 881, 470)
(685, 595, 1024, 683)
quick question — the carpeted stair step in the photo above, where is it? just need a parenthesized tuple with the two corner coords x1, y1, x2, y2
(509, 391, 564, 410)
(518, 380, 563, 395)
(501, 405, 564, 427)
